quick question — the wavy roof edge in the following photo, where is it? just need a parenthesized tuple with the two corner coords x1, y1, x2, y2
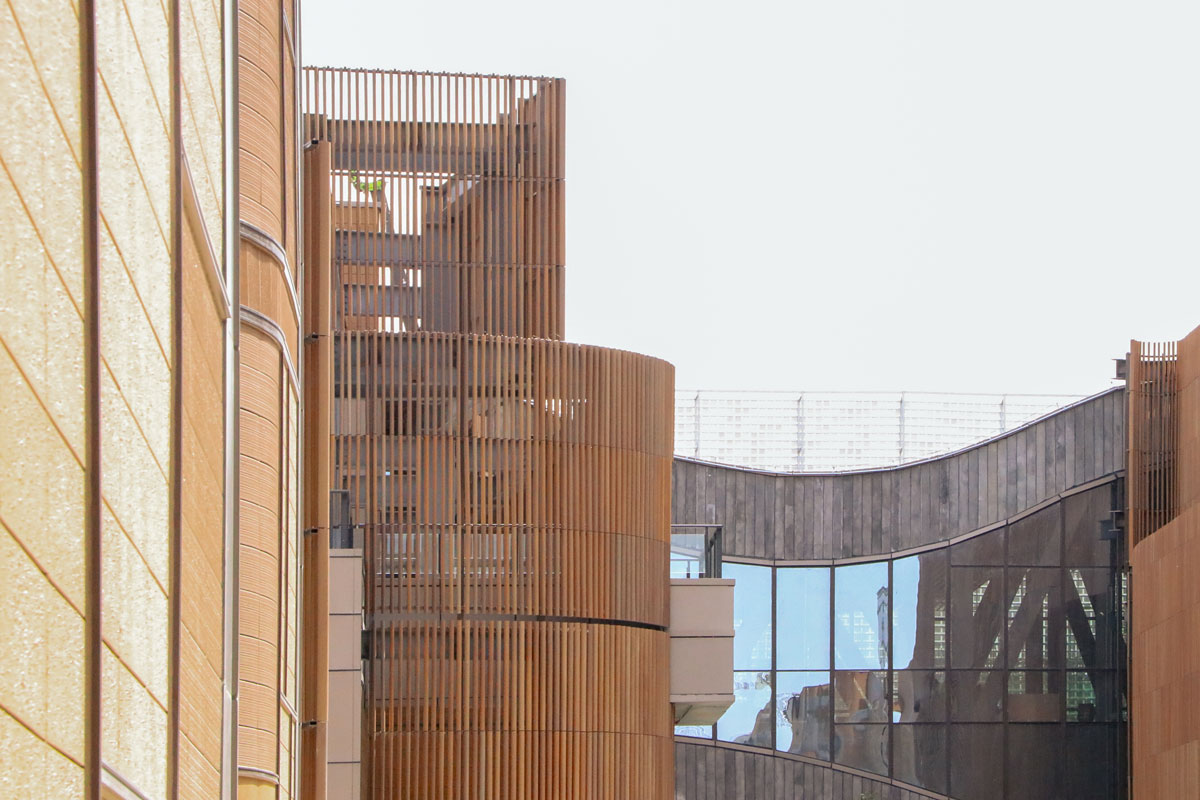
(673, 385, 1124, 477)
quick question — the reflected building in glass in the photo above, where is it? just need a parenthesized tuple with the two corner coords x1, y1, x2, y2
(671, 389, 1128, 800)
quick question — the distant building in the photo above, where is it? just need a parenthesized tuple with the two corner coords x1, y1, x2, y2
(675, 390, 1086, 471)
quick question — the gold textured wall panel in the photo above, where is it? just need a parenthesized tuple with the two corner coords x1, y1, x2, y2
(5, 0, 235, 794)
(180, 0, 225, 262)
(95, 0, 173, 793)
(1131, 323, 1200, 799)
(310, 68, 674, 800)
(0, 16, 89, 779)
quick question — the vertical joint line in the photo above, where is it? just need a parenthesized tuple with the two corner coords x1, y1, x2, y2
(81, 0, 101, 795)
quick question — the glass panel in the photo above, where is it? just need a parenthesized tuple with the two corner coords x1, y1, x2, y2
(1064, 724, 1119, 797)
(949, 671, 1003, 722)
(726, 563, 772, 671)
(1066, 567, 1118, 670)
(1006, 567, 1064, 669)
(674, 724, 711, 738)
(777, 567, 830, 669)
(1008, 505, 1061, 566)
(1006, 723, 1063, 800)
(670, 530, 706, 578)
(717, 670, 773, 747)
(832, 723, 889, 777)
(950, 526, 1005, 566)
(833, 670, 888, 723)
(1067, 670, 1121, 722)
(892, 670, 946, 723)
(1064, 485, 1116, 567)
(1006, 670, 1064, 721)
(892, 724, 948, 793)
(951, 566, 1004, 669)
(892, 551, 948, 669)
(834, 561, 889, 670)
(949, 724, 1004, 800)
(776, 671, 830, 758)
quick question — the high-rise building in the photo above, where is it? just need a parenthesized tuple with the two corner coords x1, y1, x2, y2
(675, 390, 1085, 471)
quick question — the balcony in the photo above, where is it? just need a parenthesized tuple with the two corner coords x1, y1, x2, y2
(670, 525, 735, 726)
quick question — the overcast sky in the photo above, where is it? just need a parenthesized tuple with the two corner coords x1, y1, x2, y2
(304, 1, 1200, 395)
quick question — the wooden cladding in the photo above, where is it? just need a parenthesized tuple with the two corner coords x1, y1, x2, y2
(1127, 339, 1179, 552)
(308, 68, 675, 799)
(304, 68, 566, 340)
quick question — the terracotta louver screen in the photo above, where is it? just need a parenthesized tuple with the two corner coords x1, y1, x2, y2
(304, 68, 675, 799)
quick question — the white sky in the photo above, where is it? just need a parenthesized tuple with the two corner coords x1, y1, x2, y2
(303, 0, 1200, 396)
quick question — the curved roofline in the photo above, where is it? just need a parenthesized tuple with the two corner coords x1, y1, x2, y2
(673, 384, 1124, 478)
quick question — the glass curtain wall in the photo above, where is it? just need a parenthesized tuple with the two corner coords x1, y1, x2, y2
(675, 482, 1126, 800)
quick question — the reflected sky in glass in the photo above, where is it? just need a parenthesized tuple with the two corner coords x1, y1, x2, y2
(727, 562, 772, 670)
(718, 671, 773, 746)
(893, 555, 919, 669)
(835, 561, 889, 669)
(778, 568, 830, 669)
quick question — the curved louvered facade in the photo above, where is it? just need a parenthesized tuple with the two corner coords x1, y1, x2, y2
(304, 68, 676, 800)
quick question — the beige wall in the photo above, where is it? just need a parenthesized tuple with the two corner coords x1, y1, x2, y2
(0, 0, 88, 794)
(2, 0, 235, 797)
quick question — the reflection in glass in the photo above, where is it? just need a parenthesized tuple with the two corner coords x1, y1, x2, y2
(892, 670, 947, 722)
(893, 724, 948, 794)
(1064, 724, 1119, 797)
(835, 561, 889, 669)
(950, 724, 1003, 800)
(1064, 486, 1115, 567)
(726, 563, 773, 670)
(833, 723, 889, 776)
(951, 526, 1005, 566)
(1007, 724, 1063, 800)
(893, 551, 948, 669)
(777, 568, 830, 669)
(1006, 671, 1063, 722)
(675, 724, 711, 738)
(833, 671, 889, 723)
(1007, 506, 1061, 566)
(776, 671, 830, 758)
(1067, 567, 1118, 670)
(949, 671, 1003, 722)
(951, 566, 1004, 669)
(1067, 670, 1121, 722)
(718, 671, 773, 747)
(1006, 567, 1063, 669)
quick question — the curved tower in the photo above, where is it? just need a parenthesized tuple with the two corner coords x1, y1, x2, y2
(304, 69, 675, 799)
(237, 0, 303, 797)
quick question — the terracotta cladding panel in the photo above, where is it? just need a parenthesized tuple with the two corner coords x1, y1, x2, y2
(1130, 324, 1200, 800)
(179, 628, 224, 770)
(240, 243, 299, 356)
(179, 732, 222, 800)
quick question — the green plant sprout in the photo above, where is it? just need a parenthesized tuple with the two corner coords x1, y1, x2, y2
(349, 169, 384, 193)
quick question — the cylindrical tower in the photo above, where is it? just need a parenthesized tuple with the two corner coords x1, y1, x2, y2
(304, 68, 675, 799)
(237, 0, 303, 797)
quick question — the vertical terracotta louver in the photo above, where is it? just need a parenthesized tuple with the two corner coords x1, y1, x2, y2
(303, 68, 675, 799)
(1126, 339, 1179, 553)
